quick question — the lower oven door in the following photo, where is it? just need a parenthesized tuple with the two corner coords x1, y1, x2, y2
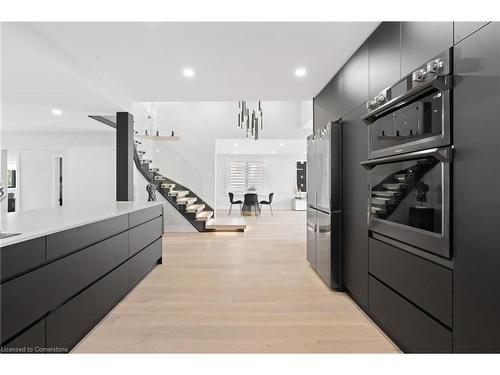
(361, 147, 451, 258)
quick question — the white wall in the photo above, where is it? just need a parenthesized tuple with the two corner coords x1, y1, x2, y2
(67, 147, 116, 207)
(216, 154, 305, 210)
(1, 131, 117, 211)
(133, 101, 312, 211)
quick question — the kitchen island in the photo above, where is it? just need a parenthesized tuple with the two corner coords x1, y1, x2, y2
(0, 201, 164, 353)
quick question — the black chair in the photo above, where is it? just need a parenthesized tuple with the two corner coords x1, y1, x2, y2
(259, 193, 274, 216)
(228, 192, 242, 216)
(243, 193, 260, 217)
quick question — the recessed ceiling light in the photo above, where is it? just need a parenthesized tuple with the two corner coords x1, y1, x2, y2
(271, 150, 276, 154)
(234, 150, 239, 154)
(279, 142, 284, 146)
(294, 67, 307, 78)
(233, 143, 239, 147)
(51, 108, 63, 116)
(183, 67, 195, 78)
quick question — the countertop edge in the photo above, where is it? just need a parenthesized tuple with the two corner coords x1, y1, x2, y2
(0, 201, 165, 248)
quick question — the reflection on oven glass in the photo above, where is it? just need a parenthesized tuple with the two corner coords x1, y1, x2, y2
(371, 91, 443, 153)
(370, 157, 442, 234)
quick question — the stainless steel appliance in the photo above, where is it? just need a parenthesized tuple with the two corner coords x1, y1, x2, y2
(361, 48, 453, 259)
(306, 120, 342, 289)
(362, 49, 452, 160)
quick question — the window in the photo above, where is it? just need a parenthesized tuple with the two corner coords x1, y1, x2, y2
(226, 160, 264, 193)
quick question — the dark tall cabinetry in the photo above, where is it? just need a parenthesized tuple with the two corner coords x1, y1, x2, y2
(313, 21, 498, 352)
(313, 74, 342, 131)
(453, 22, 500, 353)
(341, 106, 369, 308)
(368, 22, 401, 97)
(342, 42, 369, 116)
(400, 22, 453, 76)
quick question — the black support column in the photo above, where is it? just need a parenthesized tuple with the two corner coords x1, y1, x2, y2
(116, 112, 134, 201)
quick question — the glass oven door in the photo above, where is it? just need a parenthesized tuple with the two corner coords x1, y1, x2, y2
(369, 89, 449, 158)
(361, 147, 451, 258)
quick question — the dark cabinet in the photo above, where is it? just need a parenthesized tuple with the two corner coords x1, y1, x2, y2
(1, 237, 45, 283)
(368, 22, 401, 97)
(400, 22, 453, 77)
(128, 216, 163, 256)
(46, 261, 129, 352)
(46, 214, 128, 262)
(128, 238, 162, 289)
(369, 238, 452, 327)
(1, 319, 46, 353)
(341, 106, 369, 308)
(129, 205, 163, 228)
(369, 276, 452, 353)
(1, 268, 46, 344)
(46, 232, 129, 311)
(454, 22, 489, 44)
(313, 73, 342, 131)
(342, 42, 369, 115)
(453, 22, 500, 353)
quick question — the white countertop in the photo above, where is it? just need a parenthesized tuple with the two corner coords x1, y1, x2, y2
(0, 201, 164, 247)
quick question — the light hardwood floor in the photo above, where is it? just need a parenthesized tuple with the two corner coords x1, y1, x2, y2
(74, 210, 399, 353)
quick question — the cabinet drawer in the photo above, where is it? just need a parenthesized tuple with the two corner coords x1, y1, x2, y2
(46, 214, 128, 262)
(128, 216, 163, 257)
(129, 205, 163, 228)
(369, 276, 452, 353)
(1, 237, 45, 283)
(1, 319, 45, 353)
(46, 232, 129, 311)
(369, 238, 452, 327)
(1, 268, 46, 344)
(46, 261, 129, 352)
(128, 237, 162, 290)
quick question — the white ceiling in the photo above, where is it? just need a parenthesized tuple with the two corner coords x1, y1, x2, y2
(1, 22, 379, 133)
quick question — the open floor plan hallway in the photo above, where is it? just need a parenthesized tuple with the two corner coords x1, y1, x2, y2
(73, 210, 398, 353)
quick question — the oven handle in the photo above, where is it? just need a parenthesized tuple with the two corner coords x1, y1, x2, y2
(360, 147, 452, 170)
(361, 74, 452, 125)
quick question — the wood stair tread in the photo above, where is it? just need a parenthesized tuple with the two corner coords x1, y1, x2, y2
(196, 211, 213, 221)
(186, 204, 205, 213)
(168, 190, 189, 196)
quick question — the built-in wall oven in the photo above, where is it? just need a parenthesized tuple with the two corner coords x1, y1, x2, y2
(361, 49, 453, 259)
(362, 49, 452, 160)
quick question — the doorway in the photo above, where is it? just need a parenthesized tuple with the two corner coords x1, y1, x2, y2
(54, 155, 63, 207)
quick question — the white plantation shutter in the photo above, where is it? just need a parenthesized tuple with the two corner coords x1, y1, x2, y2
(226, 160, 264, 193)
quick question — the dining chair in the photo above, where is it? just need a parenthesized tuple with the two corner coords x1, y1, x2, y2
(243, 193, 260, 217)
(228, 192, 243, 216)
(259, 193, 274, 216)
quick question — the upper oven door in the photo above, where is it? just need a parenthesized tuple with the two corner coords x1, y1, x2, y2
(368, 89, 450, 159)
(362, 49, 452, 159)
(361, 147, 452, 259)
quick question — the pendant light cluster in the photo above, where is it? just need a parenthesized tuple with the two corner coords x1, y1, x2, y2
(237, 101, 263, 140)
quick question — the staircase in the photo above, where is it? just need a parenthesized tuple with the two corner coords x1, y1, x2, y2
(88, 113, 245, 232)
(370, 158, 438, 220)
(133, 141, 215, 232)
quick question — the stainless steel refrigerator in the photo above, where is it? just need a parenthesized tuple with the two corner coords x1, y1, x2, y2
(306, 120, 342, 290)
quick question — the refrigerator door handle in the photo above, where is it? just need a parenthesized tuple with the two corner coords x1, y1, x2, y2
(332, 210, 342, 214)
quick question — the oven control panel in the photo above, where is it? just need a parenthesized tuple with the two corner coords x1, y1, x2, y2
(366, 49, 450, 112)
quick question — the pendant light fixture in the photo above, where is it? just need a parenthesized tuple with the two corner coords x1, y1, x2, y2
(237, 101, 263, 140)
